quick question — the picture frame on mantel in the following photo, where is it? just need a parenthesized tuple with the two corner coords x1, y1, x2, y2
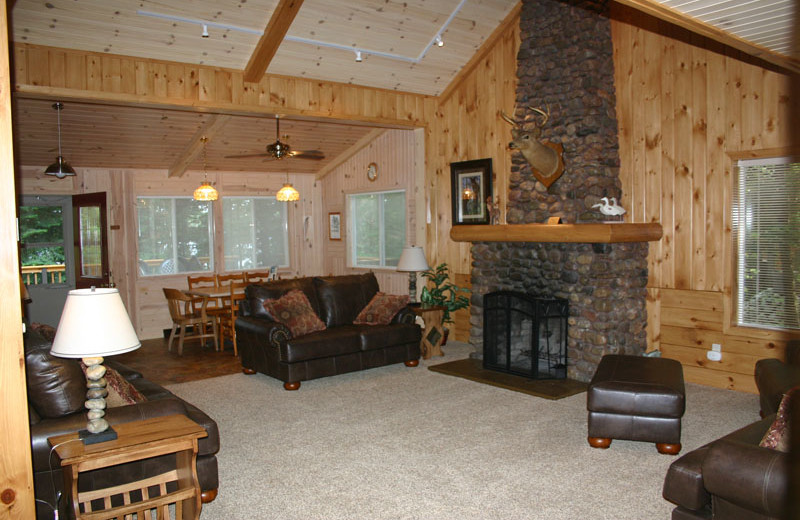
(329, 212, 341, 240)
(450, 158, 493, 225)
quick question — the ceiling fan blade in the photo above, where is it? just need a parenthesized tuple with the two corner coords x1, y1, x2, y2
(224, 152, 272, 159)
(289, 150, 325, 160)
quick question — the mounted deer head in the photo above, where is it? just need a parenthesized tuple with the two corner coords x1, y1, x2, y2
(501, 106, 564, 188)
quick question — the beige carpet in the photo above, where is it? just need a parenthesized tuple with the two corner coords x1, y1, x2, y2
(168, 342, 759, 520)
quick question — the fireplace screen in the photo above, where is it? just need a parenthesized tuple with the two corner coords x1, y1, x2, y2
(483, 291, 568, 379)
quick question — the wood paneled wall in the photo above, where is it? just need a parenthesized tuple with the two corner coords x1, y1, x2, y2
(19, 166, 320, 339)
(611, 6, 798, 392)
(425, 9, 520, 340)
(320, 129, 420, 296)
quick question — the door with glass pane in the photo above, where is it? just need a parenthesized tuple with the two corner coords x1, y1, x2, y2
(72, 192, 110, 288)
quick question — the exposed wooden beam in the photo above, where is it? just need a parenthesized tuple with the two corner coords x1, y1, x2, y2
(243, 0, 304, 83)
(315, 128, 387, 180)
(167, 114, 231, 178)
(613, 0, 800, 75)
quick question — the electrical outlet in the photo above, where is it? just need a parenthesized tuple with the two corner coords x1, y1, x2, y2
(711, 343, 722, 352)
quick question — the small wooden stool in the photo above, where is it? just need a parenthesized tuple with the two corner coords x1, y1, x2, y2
(587, 354, 686, 455)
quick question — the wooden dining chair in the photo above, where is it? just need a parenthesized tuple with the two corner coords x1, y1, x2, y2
(162, 288, 218, 355)
(218, 281, 248, 357)
(187, 274, 220, 313)
(244, 270, 271, 283)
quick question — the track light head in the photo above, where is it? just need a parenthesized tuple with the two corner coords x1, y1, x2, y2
(435, 34, 444, 47)
(355, 50, 362, 62)
(201, 24, 209, 38)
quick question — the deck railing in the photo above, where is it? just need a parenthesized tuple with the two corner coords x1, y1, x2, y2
(21, 264, 67, 285)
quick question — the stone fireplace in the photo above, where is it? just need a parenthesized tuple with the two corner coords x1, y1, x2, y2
(468, 0, 649, 382)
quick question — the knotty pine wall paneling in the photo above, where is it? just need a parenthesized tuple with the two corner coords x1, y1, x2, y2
(320, 129, 417, 296)
(611, 6, 798, 392)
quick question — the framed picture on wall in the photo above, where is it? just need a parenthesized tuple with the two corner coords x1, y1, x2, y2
(450, 158, 493, 225)
(329, 212, 341, 240)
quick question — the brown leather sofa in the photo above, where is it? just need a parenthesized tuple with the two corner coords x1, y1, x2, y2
(755, 340, 800, 416)
(24, 328, 219, 520)
(235, 272, 421, 390)
(662, 345, 799, 519)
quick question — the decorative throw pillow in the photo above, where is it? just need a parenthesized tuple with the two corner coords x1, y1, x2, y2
(353, 292, 410, 325)
(263, 289, 326, 337)
(759, 386, 796, 452)
(79, 363, 147, 407)
(29, 322, 58, 342)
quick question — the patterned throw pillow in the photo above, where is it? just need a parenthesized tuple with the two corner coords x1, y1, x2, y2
(79, 363, 147, 407)
(353, 292, 410, 325)
(263, 289, 326, 337)
(759, 386, 796, 452)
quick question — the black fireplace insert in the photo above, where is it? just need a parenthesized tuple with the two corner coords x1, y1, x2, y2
(483, 291, 568, 379)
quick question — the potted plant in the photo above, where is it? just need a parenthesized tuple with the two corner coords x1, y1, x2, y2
(419, 263, 470, 343)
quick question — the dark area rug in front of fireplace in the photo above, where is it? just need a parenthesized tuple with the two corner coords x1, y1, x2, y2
(428, 358, 587, 400)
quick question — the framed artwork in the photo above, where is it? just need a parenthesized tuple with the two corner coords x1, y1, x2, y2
(329, 212, 341, 240)
(450, 158, 493, 225)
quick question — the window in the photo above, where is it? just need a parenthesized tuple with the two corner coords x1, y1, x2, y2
(733, 157, 800, 330)
(136, 197, 214, 276)
(19, 196, 72, 286)
(348, 190, 406, 268)
(223, 197, 289, 270)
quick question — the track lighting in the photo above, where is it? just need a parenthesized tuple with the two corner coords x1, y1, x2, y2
(355, 50, 362, 62)
(201, 24, 209, 38)
(435, 34, 444, 47)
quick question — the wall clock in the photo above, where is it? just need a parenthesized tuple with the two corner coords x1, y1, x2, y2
(367, 162, 378, 182)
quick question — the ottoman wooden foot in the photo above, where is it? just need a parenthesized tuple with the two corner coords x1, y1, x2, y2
(405, 359, 419, 367)
(283, 381, 301, 391)
(588, 437, 612, 449)
(656, 443, 681, 455)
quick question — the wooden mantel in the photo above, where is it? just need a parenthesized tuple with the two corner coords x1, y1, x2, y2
(449, 223, 663, 243)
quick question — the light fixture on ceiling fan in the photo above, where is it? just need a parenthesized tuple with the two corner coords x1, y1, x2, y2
(224, 115, 325, 162)
(193, 137, 219, 201)
(44, 102, 77, 179)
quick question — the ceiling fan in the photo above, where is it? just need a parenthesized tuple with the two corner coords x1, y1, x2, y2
(225, 115, 325, 161)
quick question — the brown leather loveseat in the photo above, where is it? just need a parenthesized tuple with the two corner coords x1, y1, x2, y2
(24, 327, 220, 520)
(235, 272, 421, 390)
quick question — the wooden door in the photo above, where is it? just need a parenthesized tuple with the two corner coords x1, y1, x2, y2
(73, 192, 110, 288)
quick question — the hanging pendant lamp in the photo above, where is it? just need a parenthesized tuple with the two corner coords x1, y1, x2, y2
(44, 102, 77, 179)
(193, 136, 219, 201)
(276, 172, 300, 202)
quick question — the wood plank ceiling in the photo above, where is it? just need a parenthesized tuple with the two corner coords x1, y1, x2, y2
(9, 0, 797, 175)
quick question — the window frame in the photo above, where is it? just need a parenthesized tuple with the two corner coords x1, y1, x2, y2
(221, 195, 290, 271)
(346, 189, 407, 270)
(135, 196, 215, 277)
(732, 155, 800, 332)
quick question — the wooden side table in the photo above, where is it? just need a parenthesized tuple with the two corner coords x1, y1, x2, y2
(49, 414, 207, 520)
(410, 305, 446, 359)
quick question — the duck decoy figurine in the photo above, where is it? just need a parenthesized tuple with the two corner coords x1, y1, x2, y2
(592, 197, 626, 218)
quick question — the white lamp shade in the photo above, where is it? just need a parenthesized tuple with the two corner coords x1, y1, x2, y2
(51, 288, 141, 358)
(396, 246, 430, 272)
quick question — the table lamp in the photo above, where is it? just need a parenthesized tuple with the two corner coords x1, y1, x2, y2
(396, 246, 429, 303)
(50, 287, 141, 444)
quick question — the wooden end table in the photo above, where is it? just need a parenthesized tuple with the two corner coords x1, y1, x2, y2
(410, 305, 446, 359)
(48, 414, 207, 520)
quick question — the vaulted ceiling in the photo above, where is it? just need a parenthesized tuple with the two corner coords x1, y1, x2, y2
(9, 0, 797, 175)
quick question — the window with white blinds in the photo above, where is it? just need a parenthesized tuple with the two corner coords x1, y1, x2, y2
(733, 157, 799, 330)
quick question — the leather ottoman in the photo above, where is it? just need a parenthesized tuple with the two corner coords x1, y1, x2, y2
(587, 354, 686, 455)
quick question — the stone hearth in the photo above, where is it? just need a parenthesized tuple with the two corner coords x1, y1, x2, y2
(468, 0, 649, 382)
